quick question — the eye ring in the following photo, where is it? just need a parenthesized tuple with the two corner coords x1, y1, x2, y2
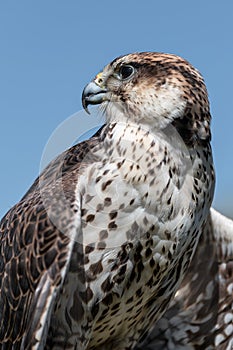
(117, 65, 135, 80)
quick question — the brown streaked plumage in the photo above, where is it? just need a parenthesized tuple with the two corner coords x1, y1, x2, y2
(0, 52, 215, 349)
(139, 208, 233, 350)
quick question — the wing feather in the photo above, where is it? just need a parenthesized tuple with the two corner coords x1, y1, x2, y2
(139, 208, 233, 349)
(0, 130, 102, 348)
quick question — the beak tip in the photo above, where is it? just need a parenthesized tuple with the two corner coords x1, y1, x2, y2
(82, 93, 90, 115)
(84, 106, 91, 115)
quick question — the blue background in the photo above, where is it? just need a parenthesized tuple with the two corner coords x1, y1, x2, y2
(0, 1, 232, 218)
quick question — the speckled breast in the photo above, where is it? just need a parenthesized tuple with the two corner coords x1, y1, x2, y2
(47, 122, 215, 349)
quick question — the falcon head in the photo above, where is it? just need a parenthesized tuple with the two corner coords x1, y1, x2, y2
(82, 52, 211, 143)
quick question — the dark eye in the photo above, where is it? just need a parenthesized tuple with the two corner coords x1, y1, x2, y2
(118, 65, 134, 80)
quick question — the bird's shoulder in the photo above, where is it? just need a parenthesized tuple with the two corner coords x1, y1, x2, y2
(0, 128, 104, 347)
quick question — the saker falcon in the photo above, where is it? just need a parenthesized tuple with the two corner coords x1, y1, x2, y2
(0, 52, 215, 349)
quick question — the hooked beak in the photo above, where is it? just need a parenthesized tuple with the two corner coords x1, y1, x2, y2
(82, 80, 108, 114)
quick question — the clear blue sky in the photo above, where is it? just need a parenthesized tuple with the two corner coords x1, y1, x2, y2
(0, 1, 233, 218)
